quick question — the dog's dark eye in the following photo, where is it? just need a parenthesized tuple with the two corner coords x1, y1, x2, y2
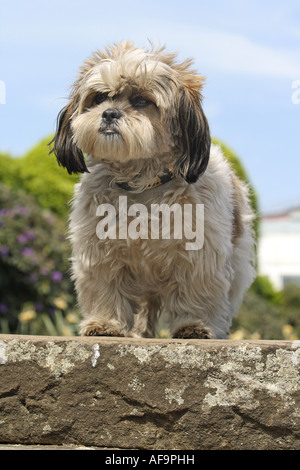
(92, 93, 108, 106)
(130, 95, 152, 108)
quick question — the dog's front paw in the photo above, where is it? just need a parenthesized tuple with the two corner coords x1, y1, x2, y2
(81, 320, 124, 337)
(173, 324, 212, 339)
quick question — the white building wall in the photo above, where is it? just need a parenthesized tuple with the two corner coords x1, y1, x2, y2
(258, 210, 300, 289)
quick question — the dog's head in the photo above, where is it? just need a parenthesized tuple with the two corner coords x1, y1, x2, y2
(51, 42, 211, 183)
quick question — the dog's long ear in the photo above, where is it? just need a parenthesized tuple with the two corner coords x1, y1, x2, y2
(176, 89, 211, 183)
(49, 99, 88, 175)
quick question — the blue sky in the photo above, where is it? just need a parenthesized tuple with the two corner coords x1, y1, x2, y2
(0, 0, 299, 213)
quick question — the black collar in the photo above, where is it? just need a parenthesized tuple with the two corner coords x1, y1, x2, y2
(115, 167, 175, 191)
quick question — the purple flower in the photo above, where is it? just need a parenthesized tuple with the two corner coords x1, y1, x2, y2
(22, 247, 34, 257)
(0, 303, 8, 315)
(51, 271, 63, 283)
(48, 306, 55, 317)
(18, 234, 28, 244)
(0, 209, 11, 217)
(25, 230, 36, 240)
(35, 302, 44, 312)
(0, 246, 9, 256)
(14, 206, 30, 216)
(17, 231, 36, 244)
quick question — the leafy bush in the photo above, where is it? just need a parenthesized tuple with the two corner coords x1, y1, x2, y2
(231, 277, 300, 340)
(250, 275, 281, 304)
(230, 290, 285, 340)
(0, 184, 80, 335)
(278, 283, 300, 336)
(0, 137, 79, 217)
(212, 138, 259, 241)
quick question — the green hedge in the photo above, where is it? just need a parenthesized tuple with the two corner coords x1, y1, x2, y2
(212, 138, 259, 240)
(0, 137, 79, 217)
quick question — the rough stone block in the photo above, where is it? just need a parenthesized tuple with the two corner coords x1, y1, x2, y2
(0, 334, 299, 450)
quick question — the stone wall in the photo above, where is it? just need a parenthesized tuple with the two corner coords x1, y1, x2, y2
(0, 334, 299, 450)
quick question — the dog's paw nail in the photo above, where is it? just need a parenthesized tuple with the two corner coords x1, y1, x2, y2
(88, 329, 99, 336)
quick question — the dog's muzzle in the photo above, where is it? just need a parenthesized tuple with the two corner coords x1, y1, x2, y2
(102, 108, 123, 124)
(100, 108, 123, 135)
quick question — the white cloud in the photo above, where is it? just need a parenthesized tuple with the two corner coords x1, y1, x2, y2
(169, 28, 300, 80)
(2, 1, 299, 81)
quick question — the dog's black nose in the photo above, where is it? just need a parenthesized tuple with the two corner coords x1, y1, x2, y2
(102, 108, 123, 123)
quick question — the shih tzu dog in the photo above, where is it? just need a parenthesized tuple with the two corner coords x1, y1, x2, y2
(51, 41, 255, 339)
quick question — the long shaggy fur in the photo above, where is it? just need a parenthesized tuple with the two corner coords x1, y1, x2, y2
(51, 42, 256, 339)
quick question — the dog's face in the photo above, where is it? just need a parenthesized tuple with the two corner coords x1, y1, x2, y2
(52, 42, 211, 183)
